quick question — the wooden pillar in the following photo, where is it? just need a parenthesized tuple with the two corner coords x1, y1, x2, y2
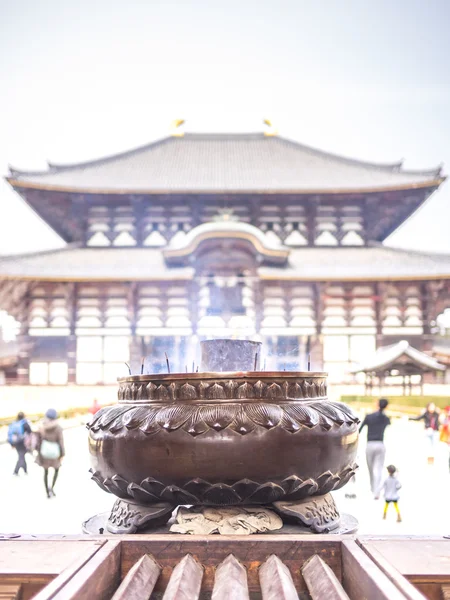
(253, 278, 263, 338)
(66, 283, 77, 384)
(306, 197, 318, 246)
(127, 282, 143, 366)
(311, 283, 324, 370)
(16, 333, 31, 385)
(374, 282, 385, 348)
(131, 196, 145, 247)
(16, 287, 32, 385)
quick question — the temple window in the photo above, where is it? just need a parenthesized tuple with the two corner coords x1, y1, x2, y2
(76, 335, 129, 384)
(29, 361, 68, 385)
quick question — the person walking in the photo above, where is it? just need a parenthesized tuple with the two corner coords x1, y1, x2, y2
(8, 412, 32, 476)
(359, 398, 391, 498)
(409, 402, 440, 465)
(381, 465, 402, 522)
(36, 409, 65, 498)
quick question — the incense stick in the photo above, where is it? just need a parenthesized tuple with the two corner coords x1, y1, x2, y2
(254, 352, 258, 371)
(125, 362, 131, 375)
(307, 354, 311, 371)
(165, 352, 170, 374)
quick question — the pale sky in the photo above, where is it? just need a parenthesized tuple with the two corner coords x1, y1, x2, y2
(1, 0, 449, 255)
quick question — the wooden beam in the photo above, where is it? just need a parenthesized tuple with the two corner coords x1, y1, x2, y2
(259, 554, 298, 600)
(111, 555, 160, 600)
(162, 554, 203, 600)
(302, 554, 349, 600)
(212, 554, 249, 600)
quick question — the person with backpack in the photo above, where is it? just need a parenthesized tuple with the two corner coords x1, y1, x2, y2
(8, 412, 32, 476)
(36, 409, 65, 498)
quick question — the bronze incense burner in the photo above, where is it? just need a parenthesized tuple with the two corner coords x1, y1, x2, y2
(87, 339, 359, 534)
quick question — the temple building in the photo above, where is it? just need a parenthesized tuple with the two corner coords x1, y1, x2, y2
(0, 128, 449, 393)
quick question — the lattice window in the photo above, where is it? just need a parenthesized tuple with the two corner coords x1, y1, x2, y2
(289, 285, 316, 333)
(86, 205, 137, 247)
(315, 204, 365, 246)
(261, 285, 288, 330)
(29, 287, 70, 335)
(382, 285, 423, 334)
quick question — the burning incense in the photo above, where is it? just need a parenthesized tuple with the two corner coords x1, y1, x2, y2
(165, 352, 171, 374)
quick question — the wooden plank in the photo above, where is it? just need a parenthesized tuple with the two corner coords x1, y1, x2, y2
(31, 542, 108, 600)
(0, 585, 22, 600)
(162, 554, 203, 600)
(342, 541, 410, 600)
(259, 554, 298, 600)
(355, 541, 427, 600)
(212, 554, 249, 600)
(0, 541, 103, 577)
(359, 540, 450, 581)
(120, 534, 342, 593)
(40, 541, 121, 600)
(302, 554, 349, 600)
(111, 555, 160, 600)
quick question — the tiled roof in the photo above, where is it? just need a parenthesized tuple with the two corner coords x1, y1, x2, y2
(7, 133, 444, 194)
(0, 244, 449, 281)
(261, 245, 450, 280)
(351, 340, 446, 373)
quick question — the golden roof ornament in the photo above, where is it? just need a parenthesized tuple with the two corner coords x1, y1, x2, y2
(170, 119, 185, 137)
(263, 118, 278, 137)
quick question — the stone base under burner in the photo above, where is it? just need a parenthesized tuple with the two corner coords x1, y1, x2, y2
(106, 499, 173, 534)
(84, 493, 356, 535)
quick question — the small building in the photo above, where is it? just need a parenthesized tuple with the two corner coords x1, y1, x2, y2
(0, 128, 449, 391)
(351, 340, 447, 395)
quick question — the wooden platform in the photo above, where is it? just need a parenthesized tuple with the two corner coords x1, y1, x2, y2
(0, 535, 448, 599)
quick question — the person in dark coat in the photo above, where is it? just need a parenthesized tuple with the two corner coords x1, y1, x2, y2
(9, 412, 32, 476)
(359, 398, 391, 498)
(36, 409, 65, 498)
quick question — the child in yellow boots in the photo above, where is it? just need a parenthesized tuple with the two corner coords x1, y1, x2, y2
(381, 465, 402, 522)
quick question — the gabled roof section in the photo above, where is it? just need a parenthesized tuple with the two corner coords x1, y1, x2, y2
(164, 220, 289, 266)
(351, 340, 446, 373)
(6, 133, 445, 194)
(1, 244, 450, 282)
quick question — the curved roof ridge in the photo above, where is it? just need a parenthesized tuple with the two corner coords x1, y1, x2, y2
(8, 136, 174, 177)
(277, 135, 443, 176)
(8, 131, 444, 180)
(375, 242, 450, 260)
(0, 242, 79, 262)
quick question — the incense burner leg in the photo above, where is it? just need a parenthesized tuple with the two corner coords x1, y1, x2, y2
(106, 499, 174, 534)
(273, 493, 341, 533)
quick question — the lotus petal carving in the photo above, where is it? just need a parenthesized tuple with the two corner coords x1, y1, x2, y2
(90, 463, 358, 506)
(88, 399, 359, 438)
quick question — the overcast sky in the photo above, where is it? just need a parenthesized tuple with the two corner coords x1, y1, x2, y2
(1, 0, 449, 255)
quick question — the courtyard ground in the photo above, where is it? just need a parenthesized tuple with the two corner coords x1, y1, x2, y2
(0, 417, 449, 536)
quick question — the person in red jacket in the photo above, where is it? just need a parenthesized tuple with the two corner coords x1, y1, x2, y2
(89, 398, 100, 416)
